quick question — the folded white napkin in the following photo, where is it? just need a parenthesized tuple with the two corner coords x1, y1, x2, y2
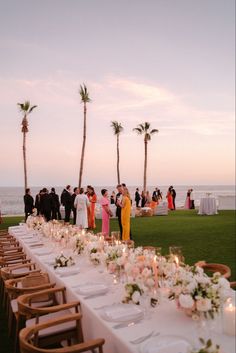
(146, 341, 190, 353)
(105, 306, 141, 321)
(77, 283, 107, 295)
(56, 267, 79, 277)
(33, 248, 52, 256)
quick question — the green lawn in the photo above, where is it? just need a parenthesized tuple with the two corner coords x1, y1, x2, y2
(1, 210, 235, 280)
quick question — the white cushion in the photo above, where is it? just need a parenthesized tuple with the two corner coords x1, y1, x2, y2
(11, 298, 54, 313)
(26, 309, 76, 337)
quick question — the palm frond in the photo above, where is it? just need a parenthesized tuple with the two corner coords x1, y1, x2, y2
(24, 101, 30, 112)
(28, 105, 37, 114)
(133, 127, 143, 135)
(150, 129, 159, 134)
(111, 121, 124, 135)
(79, 83, 91, 103)
(144, 122, 150, 131)
(17, 103, 25, 111)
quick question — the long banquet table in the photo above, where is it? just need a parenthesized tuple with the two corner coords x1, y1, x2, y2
(9, 225, 235, 353)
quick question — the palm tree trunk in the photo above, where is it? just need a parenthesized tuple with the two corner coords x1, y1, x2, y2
(23, 131, 28, 192)
(143, 139, 147, 192)
(117, 134, 120, 184)
(78, 102, 87, 188)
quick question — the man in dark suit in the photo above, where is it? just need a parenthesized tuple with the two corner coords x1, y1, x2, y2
(40, 188, 52, 222)
(24, 188, 34, 222)
(135, 188, 141, 207)
(61, 185, 72, 223)
(50, 188, 61, 220)
(170, 186, 176, 210)
(115, 184, 123, 235)
(71, 187, 78, 225)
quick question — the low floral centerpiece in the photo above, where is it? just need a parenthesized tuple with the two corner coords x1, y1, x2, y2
(86, 242, 102, 265)
(54, 253, 75, 269)
(26, 214, 45, 231)
(191, 338, 220, 353)
(169, 266, 230, 319)
(122, 283, 143, 305)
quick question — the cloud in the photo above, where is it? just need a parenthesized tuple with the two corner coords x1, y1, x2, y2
(0, 73, 234, 139)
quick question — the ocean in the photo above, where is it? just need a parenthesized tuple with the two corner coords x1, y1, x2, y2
(0, 185, 235, 216)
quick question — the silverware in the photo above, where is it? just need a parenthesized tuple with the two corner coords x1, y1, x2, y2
(130, 331, 160, 344)
(113, 317, 143, 329)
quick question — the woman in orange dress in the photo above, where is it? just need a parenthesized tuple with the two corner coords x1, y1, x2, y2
(166, 186, 174, 210)
(87, 186, 97, 229)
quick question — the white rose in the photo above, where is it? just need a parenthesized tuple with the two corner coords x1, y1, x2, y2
(179, 294, 194, 309)
(196, 298, 212, 312)
(124, 263, 132, 273)
(142, 268, 151, 278)
(218, 277, 230, 289)
(186, 279, 197, 293)
(132, 291, 141, 304)
(146, 278, 155, 288)
(195, 275, 210, 285)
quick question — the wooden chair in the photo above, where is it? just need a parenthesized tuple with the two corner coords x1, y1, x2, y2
(195, 261, 231, 279)
(0, 253, 27, 268)
(0, 246, 23, 256)
(5, 272, 55, 337)
(16, 287, 81, 352)
(19, 313, 105, 353)
(0, 262, 39, 308)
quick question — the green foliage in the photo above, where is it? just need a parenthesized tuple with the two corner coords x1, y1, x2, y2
(111, 121, 124, 135)
(133, 121, 158, 141)
(17, 101, 37, 114)
(79, 83, 91, 103)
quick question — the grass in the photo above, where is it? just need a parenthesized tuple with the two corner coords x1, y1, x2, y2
(1, 210, 235, 280)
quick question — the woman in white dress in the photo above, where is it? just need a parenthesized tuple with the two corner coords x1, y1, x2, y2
(74, 188, 90, 228)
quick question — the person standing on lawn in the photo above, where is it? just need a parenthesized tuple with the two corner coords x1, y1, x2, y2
(170, 186, 176, 210)
(24, 188, 34, 221)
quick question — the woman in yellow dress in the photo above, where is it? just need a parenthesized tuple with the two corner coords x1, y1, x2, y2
(120, 187, 131, 241)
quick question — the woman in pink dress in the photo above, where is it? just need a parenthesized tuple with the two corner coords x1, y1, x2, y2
(100, 189, 113, 238)
(184, 189, 191, 209)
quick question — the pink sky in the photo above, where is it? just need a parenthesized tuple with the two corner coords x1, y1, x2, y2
(0, 1, 235, 186)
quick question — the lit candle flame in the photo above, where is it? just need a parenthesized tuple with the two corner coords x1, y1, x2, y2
(174, 256, 179, 266)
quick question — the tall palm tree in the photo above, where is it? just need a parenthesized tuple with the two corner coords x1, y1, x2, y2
(111, 121, 124, 184)
(133, 122, 158, 192)
(17, 101, 37, 192)
(78, 84, 91, 188)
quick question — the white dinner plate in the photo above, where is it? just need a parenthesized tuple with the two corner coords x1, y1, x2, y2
(33, 248, 52, 256)
(76, 283, 109, 296)
(100, 303, 144, 323)
(55, 267, 79, 277)
(139, 335, 192, 353)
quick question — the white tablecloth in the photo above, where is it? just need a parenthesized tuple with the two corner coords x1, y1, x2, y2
(9, 225, 235, 353)
(198, 197, 218, 215)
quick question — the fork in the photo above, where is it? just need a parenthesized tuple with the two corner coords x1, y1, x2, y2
(130, 331, 160, 345)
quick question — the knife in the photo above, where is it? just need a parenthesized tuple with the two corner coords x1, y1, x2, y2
(112, 317, 143, 329)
